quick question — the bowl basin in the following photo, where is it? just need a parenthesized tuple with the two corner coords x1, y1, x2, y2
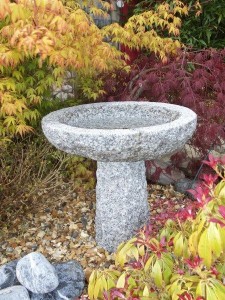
(42, 102, 197, 162)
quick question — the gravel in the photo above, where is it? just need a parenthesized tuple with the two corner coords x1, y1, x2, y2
(0, 182, 193, 295)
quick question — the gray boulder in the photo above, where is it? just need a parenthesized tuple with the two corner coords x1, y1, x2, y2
(30, 260, 85, 300)
(30, 293, 54, 300)
(174, 178, 201, 198)
(0, 285, 30, 300)
(0, 260, 20, 289)
(16, 252, 59, 294)
(53, 260, 85, 300)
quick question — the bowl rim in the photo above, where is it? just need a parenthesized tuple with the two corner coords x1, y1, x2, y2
(42, 101, 197, 135)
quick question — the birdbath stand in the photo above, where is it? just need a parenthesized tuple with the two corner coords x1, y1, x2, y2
(42, 102, 197, 252)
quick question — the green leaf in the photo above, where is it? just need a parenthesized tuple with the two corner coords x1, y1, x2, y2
(128, 276, 136, 289)
(107, 277, 116, 290)
(168, 279, 183, 298)
(174, 232, 184, 257)
(214, 180, 225, 199)
(218, 226, 225, 250)
(26, 88, 35, 97)
(198, 227, 212, 268)
(10, 4, 30, 22)
(35, 70, 45, 80)
(196, 280, 205, 297)
(12, 70, 23, 81)
(3, 116, 16, 127)
(151, 260, 162, 287)
(189, 231, 199, 255)
(116, 272, 126, 288)
(115, 238, 136, 267)
(206, 284, 219, 300)
(143, 285, 149, 297)
(130, 246, 139, 261)
(212, 279, 225, 298)
(5, 79, 16, 91)
(163, 262, 172, 284)
(93, 278, 101, 299)
(88, 271, 97, 300)
(208, 223, 222, 258)
(144, 255, 154, 272)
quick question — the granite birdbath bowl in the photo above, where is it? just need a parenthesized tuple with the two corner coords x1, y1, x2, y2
(42, 102, 197, 252)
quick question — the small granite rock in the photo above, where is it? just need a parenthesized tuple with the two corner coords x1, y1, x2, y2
(54, 283, 83, 300)
(0, 260, 20, 289)
(0, 285, 30, 300)
(30, 293, 54, 300)
(174, 178, 201, 198)
(30, 261, 85, 300)
(53, 260, 85, 300)
(16, 252, 59, 294)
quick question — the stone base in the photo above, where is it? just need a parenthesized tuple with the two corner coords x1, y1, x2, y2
(95, 161, 149, 252)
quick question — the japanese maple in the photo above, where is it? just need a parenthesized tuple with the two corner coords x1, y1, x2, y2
(0, 0, 191, 140)
(100, 48, 225, 176)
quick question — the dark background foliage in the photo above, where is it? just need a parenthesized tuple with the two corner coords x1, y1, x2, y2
(98, 48, 225, 176)
(133, 0, 225, 49)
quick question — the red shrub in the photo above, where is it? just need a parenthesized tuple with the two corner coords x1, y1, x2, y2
(99, 49, 225, 176)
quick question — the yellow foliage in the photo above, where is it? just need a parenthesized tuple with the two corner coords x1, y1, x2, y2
(0, 0, 11, 20)
(0, 0, 121, 71)
(0, 0, 124, 140)
(0, 0, 190, 139)
(102, 0, 189, 61)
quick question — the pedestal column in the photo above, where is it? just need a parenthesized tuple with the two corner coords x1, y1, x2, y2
(95, 161, 149, 252)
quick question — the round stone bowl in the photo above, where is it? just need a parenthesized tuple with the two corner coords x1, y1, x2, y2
(42, 101, 197, 162)
(42, 101, 197, 252)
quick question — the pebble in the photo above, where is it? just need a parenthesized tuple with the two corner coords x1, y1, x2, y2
(174, 204, 181, 210)
(80, 231, 89, 238)
(0, 285, 30, 300)
(53, 260, 85, 300)
(6, 247, 14, 253)
(30, 293, 54, 300)
(16, 252, 59, 294)
(0, 259, 19, 289)
(30, 260, 85, 300)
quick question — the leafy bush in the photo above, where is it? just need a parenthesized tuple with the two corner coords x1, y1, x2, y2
(134, 0, 225, 49)
(180, 0, 225, 49)
(0, 0, 193, 140)
(64, 155, 96, 191)
(102, 0, 188, 62)
(88, 155, 225, 299)
(99, 49, 225, 176)
(0, 0, 123, 140)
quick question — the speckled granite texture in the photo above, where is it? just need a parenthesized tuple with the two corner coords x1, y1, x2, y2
(0, 260, 19, 290)
(0, 286, 30, 300)
(42, 102, 197, 251)
(0, 255, 84, 300)
(29, 260, 85, 300)
(42, 102, 197, 162)
(16, 253, 58, 294)
(96, 161, 149, 252)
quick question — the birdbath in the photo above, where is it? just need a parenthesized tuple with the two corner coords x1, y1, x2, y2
(42, 102, 197, 252)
